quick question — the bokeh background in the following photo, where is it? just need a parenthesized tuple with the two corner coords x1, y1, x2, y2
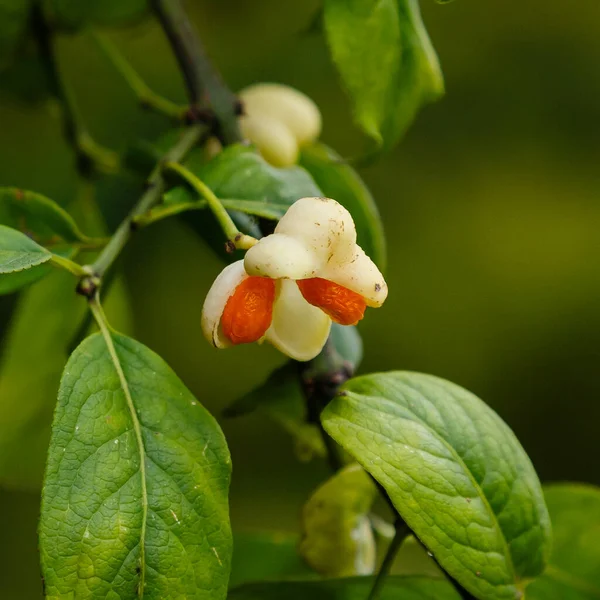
(1, 0, 600, 596)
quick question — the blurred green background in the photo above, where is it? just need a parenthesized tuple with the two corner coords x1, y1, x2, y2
(2, 0, 600, 596)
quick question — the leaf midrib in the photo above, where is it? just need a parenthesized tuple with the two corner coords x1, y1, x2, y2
(96, 327, 148, 598)
(338, 389, 518, 583)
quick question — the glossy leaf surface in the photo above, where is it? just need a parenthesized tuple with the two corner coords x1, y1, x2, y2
(322, 371, 552, 599)
(40, 333, 232, 599)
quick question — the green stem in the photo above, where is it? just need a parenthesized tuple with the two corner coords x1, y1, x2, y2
(151, 0, 242, 144)
(32, 4, 119, 177)
(92, 31, 185, 121)
(89, 124, 205, 279)
(133, 200, 207, 228)
(49, 254, 90, 277)
(163, 161, 257, 249)
(367, 518, 411, 600)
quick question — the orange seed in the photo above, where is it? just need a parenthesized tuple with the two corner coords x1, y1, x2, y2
(297, 277, 366, 326)
(221, 276, 276, 344)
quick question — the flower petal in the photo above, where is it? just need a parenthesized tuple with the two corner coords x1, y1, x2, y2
(244, 233, 320, 280)
(275, 197, 357, 264)
(265, 279, 331, 361)
(201, 260, 248, 348)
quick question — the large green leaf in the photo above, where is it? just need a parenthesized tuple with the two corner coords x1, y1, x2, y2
(40, 332, 232, 599)
(321, 372, 552, 600)
(0, 0, 32, 69)
(43, 0, 148, 30)
(323, 0, 444, 151)
(224, 362, 326, 462)
(527, 484, 600, 600)
(300, 142, 386, 269)
(0, 224, 51, 274)
(229, 575, 460, 600)
(230, 531, 313, 588)
(300, 464, 377, 577)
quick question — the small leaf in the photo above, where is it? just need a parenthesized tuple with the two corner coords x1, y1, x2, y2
(229, 575, 460, 600)
(0, 225, 51, 274)
(323, 0, 444, 151)
(40, 332, 232, 599)
(43, 0, 149, 30)
(527, 484, 600, 600)
(300, 463, 377, 577)
(0, 187, 89, 246)
(300, 142, 386, 269)
(321, 372, 552, 600)
(0, 188, 90, 294)
(230, 531, 314, 588)
(0, 0, 32, 69)
(224, 362, 325, 461)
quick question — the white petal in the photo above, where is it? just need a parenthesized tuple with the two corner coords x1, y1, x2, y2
(239, 114, 299, 167)
(201, 260, 248, 348)
(265, 279, 331, 361)
(244, 233, 320, 280)
(320, 245, 388, 307)
(275, 197, 357, 264)
(239, 83, 322, 146)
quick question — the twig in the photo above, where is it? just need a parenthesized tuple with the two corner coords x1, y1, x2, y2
(299, 335, 354, 472)
(31, 4, 119, 177)
(92, 30, 185, 121)
(151, 0, 242, 144)
(163, 161, 257, 250)
(367, 518, 411, 600)
(80, 124, 204, 287)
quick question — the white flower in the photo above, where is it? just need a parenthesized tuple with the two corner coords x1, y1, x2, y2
(201, 197, 387, 361)
(238, 83, 322, 167)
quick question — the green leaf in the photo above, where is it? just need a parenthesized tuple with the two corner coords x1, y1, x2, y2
(527, 484, 600, 600)
(0, 224, 51, 274)
(230, 531, 313, 588)
(167, 144, 323, 219)
(323, 0, 444, 151)
(0, 187, 89, 246)
(321, 372, 552, 600)
(300, 464, 377, 577)
(0, 188, 91, 293)
(299, 142, 386, 269)
(0, 0, 32, 69)
(40, 332, 232, 599)
(224, 362, 325, 462)
(43, 0, 148, 30)
(171, 144, 323, 260)
(229, 575, 460, 600)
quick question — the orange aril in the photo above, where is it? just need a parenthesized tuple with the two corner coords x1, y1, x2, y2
(297, 278, 366, 326)
(221, 276, 276, 344)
